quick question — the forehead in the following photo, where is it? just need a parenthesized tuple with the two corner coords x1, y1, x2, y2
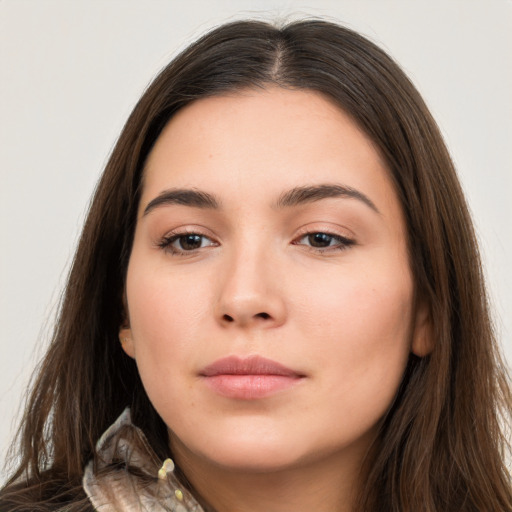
(146, 88, 379, 167)
(141, 88, 400, 220)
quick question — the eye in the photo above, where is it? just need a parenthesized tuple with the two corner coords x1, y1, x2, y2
(158, 232, 217, 254)
(294, 232, 355, 251)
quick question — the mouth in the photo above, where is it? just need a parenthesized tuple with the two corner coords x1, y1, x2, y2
(199, 355, 305, 400)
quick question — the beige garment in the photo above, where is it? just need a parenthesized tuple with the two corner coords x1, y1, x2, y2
(83, 409, 205, 512)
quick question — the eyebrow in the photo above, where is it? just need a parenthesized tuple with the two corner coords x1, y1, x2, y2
(143, 183, 380, 216)
(143, 188, 220, 216)
(274, 184, 380, 214)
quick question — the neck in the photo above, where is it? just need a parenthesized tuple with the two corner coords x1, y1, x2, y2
(172, 441, 370, 512)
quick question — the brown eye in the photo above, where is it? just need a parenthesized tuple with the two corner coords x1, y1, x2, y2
(308, 233, 335, 248)
(177, 234, 204, 250)
(295, 232, 355, 251)
(158, 232, 217, 254)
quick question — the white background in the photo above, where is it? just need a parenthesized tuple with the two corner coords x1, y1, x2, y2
(1, 0, 511, 482)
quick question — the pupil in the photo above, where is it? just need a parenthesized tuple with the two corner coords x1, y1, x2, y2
(309, 233, 332, 247)
(180, 235, 202, 250)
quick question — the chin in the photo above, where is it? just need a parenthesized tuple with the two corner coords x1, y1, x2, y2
(202, 443, 307, 474)
(170, 422, 312, 474)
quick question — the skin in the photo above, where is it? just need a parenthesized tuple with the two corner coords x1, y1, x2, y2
(120, 88, 430, 512)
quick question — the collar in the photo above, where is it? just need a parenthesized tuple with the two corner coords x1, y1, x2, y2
(83, 408, 204, 512)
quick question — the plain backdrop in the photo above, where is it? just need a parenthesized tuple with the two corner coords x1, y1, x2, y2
(1, 0, 511, 482)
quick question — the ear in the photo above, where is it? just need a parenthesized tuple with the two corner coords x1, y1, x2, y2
(119, 327, 136, 359)
(411, 300, 433, 357)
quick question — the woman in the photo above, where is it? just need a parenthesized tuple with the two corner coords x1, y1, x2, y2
(1, 18, 511, 512)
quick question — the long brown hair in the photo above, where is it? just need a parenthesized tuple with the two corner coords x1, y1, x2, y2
(1, 19, 511, 512)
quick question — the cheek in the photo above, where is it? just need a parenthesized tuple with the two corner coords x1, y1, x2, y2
(124, 273, 207, 423)
(124, 257, 213, 397)
(128, 257, 209, 337)
(296, 279, 413, 442)
(296, 261, 414, 395)
(299, 249, 413, 335)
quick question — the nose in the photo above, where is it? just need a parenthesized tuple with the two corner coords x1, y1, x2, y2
(214, 246, 287, 329)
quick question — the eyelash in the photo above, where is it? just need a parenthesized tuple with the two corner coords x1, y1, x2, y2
(157, 230, 356, 256)
(156, 229, 217, 255)
(292, 232, 356, 252)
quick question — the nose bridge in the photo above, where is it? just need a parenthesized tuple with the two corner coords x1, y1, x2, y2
(215, 234, 285, 327)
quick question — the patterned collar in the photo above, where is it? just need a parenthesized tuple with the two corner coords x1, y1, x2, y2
(83, 408, 205, 511)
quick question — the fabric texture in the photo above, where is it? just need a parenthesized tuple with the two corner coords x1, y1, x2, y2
(83, 409, 205, 512)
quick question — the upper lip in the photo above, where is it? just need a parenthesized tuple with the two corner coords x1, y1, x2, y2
(200, 355, 303, 377)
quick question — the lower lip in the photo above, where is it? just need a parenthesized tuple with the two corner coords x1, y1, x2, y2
(202, 374, 302, 399)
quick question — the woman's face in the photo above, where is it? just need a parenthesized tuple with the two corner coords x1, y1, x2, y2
(122, 88, 429, 473)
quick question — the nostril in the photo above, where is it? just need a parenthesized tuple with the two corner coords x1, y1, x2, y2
(220, 312, 272, 324)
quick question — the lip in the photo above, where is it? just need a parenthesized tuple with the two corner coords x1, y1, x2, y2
(199, 355, 305, 399)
